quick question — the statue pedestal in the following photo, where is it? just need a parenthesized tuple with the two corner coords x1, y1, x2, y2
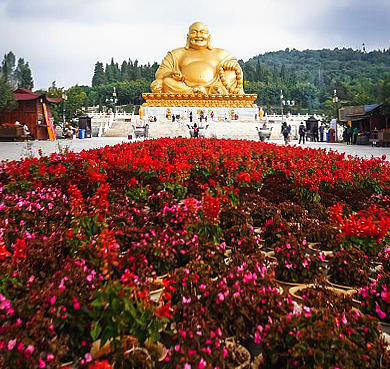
(142, 93, 258, 121)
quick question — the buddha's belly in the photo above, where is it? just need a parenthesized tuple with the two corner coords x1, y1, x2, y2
(181, 61, 216, 84)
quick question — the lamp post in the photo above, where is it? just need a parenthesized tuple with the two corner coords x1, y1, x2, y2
(62, 93, 67, 127)
(112, 87, 117, 116)
(332, 89, 339, 141)
(280, 89, 295, 124)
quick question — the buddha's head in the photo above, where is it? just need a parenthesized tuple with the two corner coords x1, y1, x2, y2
(185, 22, 212, 50)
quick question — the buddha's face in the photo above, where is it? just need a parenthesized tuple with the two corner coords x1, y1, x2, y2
(188, 22, 210, 49)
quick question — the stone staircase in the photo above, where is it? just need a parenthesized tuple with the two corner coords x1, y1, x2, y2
(101, 117, 278, 141)
(205, 121, 261, 140)
(148, 119, 190, 138)
(102, 119, 133, 137)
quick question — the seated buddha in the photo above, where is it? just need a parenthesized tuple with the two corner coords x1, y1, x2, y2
(151, 22, 244, 95)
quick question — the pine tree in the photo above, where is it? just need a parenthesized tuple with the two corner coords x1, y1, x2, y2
(1, 51, 16, 87)
(91, 62, 106, 87)
(0, 76, 17, 113)
(15, 58, 34, 89)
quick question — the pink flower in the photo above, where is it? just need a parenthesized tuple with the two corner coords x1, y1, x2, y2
(184, 364, 191, 369)
(182, 296, 191, 304)
(47, 353, 54, 361)
(39, 358, 46, 368)
(73, 297, 80, 310)
(50, 296, 57, 305)
(25, 345, 34, 355)
(8, 339, 16, 351)
(375, 302, 386, 319)
(254, 331, 261, 344)
(223, 348, 228, 357)
(197, 358, 206, 369)
(84, 353, 92, 362)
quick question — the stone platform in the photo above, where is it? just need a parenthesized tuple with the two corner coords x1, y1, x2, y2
(141, 93, 259, 121)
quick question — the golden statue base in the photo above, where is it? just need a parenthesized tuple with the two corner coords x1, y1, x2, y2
(142, 93, 257, 108)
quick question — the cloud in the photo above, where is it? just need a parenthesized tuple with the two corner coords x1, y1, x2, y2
(1, 0, 389, 89)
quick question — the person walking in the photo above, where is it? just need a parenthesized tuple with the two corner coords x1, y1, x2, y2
(346, 126, 352, 145)
(298, 122, 306, 144)
(352, 126, 358, 145)
(281, 122, 289, 144)
(313, 125, 319, 142)
(193, 122, 199, 138)
(319, 123, 325, 142)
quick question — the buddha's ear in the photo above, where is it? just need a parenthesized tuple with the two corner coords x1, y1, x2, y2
(207, 35, 212, 50)
(185, 34, 190, 50)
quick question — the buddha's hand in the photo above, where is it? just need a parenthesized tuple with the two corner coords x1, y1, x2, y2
(172, 71, 185, 82)
(220, 60, 239, 70)
(151, 79, 163, 92)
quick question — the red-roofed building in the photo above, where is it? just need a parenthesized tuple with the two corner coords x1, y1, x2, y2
(0, 88, 62, 140)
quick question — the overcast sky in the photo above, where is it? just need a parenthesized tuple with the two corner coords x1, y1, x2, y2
(1, 0, 390, 90)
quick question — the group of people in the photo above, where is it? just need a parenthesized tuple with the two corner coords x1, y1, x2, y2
(343, 126, 359, 145)
(281, 122, 330, 145)
(63, 125, 78, 139)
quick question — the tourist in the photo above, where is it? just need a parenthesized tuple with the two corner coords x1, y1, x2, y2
(328, 128, 335, 143)
(281, 122, 289, 145)
(352, 126, 359, 144)
(189, 112, 193, 123)
(312, 125, 319, 142)
(23, 124, 33, 139)
(298, 122, 306, 144)
(63, 125, 72, 139)
(319, 123, 325, 142)
(193, 123, 199, 138)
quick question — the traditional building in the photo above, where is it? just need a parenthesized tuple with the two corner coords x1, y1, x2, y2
(0, 88, 62, 140)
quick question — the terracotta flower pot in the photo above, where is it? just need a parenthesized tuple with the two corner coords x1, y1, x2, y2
(225, 339, 251, 369)
(275, 278, 306, 294)
(288, 283, 356, 304)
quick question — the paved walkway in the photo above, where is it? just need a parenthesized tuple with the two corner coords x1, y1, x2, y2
(0, 137, 389, 162)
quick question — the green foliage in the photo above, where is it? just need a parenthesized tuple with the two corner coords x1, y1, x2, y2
(0, 76, 17, 113)
(1, 51, 34, 89)
(65, 85, 88, 119)
(90, 281, 168, 347)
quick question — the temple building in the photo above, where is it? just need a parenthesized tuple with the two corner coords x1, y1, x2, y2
(0, 88, 61, 140)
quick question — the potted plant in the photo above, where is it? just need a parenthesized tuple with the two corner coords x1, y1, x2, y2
(274, 237, 323, 288)
(359, 273, 390, 325)
(327, 247, 370, 289)
(330, 203, 390, 257)
(258, 307, 390, 368)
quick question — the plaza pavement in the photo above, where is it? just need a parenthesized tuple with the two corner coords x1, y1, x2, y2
(0, 137, 390, 162)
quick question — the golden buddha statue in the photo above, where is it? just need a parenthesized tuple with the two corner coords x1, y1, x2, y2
(151, 22, 244, 96)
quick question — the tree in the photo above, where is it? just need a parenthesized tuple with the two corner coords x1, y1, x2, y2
(0, 77, 17, 113)
(91, 62, 106, 87)
(15, 58, 34, 89)
(1, 51, 16, 87)
(65, 85, 88, 119)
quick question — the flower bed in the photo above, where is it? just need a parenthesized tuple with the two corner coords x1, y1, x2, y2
(1, 138, 390, 368)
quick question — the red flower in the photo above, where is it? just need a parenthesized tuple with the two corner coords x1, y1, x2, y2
(155, 303, 171, 319)
(88, 360, 113, 369)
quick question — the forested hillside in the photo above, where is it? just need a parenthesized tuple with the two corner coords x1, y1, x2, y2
(241, 48, 390, 114)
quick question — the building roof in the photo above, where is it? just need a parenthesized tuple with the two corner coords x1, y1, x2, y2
(14, 88, 62, 103)
(339, 103, 382, 122)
